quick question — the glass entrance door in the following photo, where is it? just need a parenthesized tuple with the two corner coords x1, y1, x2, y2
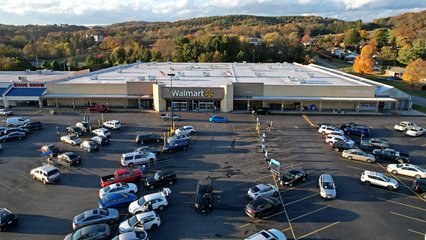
(199, 102, 215, 111)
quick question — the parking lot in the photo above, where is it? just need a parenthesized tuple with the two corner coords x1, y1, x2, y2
(1, 109, 425, 240)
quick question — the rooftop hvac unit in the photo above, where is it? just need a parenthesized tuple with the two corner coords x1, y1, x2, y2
(178, 72, 185, 77)
(173, 76, 179, 80)
(203, 72, 210, 77)
(18, 76, 28, 82)
(137, 76, 145, 81)
(148, 75, 156, 81)
(116, 69, 122, 73)
(90, 75, 98, 80)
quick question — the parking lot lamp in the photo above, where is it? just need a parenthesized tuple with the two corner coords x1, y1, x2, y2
(167, 73, 176, 134)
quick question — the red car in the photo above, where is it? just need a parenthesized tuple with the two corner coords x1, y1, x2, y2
(88, 104, 111, 113)
(100, 169, 143, 187)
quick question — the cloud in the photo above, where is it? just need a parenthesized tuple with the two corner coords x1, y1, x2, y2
(0, 0, 424, 25)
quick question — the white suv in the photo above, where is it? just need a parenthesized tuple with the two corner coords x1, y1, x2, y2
(30, 165, 61, 184)
(245, 229, 287, 240)
(103, 120, 121, 130)
(318, 125, 343, 135)
(360, 170, 398, 190)
(128, 188, 171, 214)
(325, 135, 354, 145)
(120, 151, 156, 167)
(119, 211, 161, 233)
(175, 126, 196, 136)
(167, 134, 191, 144)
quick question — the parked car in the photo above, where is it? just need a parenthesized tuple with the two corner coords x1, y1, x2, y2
(128, 188, 172, 214)
(360, 138, 389, 150)
(160, 113, 181, 121)
(22, 121, 43, 131)
(0, 208, 18, 231)
(175, 125, 196, 136)
(360, 170, 398, 190)
(405, 127, 426, 137)
(88, 104, 111, 113)
(80, 140, 99, 152)
(64, 224, 111, 240)
(0, 127, 29, 136)
(209, 115, 228, 123)
(92, 128, 111, 138)
(342, 149, 376, 163)
(30, 165, 60, 184)
(119, 211, 161, 233)
(245, 197, 281, 218)
(91, 135, 110, 146)
(394, 121, 417, 131)
(372, 148, 409, 163)
(247, 183, 279, 199)
(99, 183, 138, 198)
(318, 125, 343, 135)
(66, 126, 86, 137)
(319, 174, 336, 199)
(57, 152, 82, 166)
(6, 117, 30, 127)
(338, 122, 357, 130)
(0, 132, 26, 142)
(331, 141, 355, 152)
(100, 169, 143, 188)
(60, 134, 83, 146)
(99, 193, 138, 209)
(0, 109, 13, 116)
(134, 146, 161, 156)
(120, 151, 156, 167)
(103, 120, 121, 130)
(76, 121, 91, 133)
(343, 125, 370, 136)
(72, 208, 120, 230)
(386, 163, 426, 179)
(279, 169, 308, 187)
(144, 170, 176, 190)
(111, 230, 149, 240)
(41, 144, 61, 156)
(244, 229, 287, 240)
(163, 139, 189, 153)
(412, 178, 426, 198)
(194, 178, 213, 213)
(325, 135, 355, 146)
(324, 131, 345, 139)
(167, 133, 191, 144)
(252, 107, 271, 115)
(135, 133, 163, 144)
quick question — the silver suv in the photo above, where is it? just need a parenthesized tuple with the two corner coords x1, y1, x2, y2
(360, 170, 398, 190)
(30, 165, 60, 184)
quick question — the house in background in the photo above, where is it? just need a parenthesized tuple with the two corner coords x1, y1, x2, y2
(344, 52, 359, 61)
(385, 67, 405, 79)
(249, 37, 262, 46)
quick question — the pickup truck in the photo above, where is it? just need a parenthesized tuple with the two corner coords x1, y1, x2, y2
(160, 113, 181, 121)
(100, 169, 143, 187)
(88, 104, 111, 113)
(372, 149, 410, 163)
(394, 121, 417, 132)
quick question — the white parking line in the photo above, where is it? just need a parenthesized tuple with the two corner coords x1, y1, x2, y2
(376, 197, 426, 211)
(289, 205, 330, 221)
(390, 211, 426, 223)
(238, 210, 286, 229)
(410, 137, 421, 141)
(284, 193, 318, 206)
(298, 221, 341, 239)
(280, 181, 314, 192)
(408, 229, 425, 236)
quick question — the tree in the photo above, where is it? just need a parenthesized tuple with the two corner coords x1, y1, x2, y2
(402, 58, 426, 88)
(376, 46, 397, 65)
(353, 42, 376, 74)
(371, 28, 389, 49)
(343, 28, 361, 49)
(50, 60, 61, 70)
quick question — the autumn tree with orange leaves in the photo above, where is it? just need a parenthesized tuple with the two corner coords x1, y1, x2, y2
(353, 41, 377, 74)
(402, 58, 426, 88)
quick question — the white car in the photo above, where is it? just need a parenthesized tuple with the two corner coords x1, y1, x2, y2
(175, 126, 196, 136)
(319, 174, 336, 199)
(325, 135, 355, 146)
(103, 120, 121, 130)
(121, 151, 157, 167)
(318, 125, 343, 135)
(394, 121, 417, 131)
(387, 163, 426, 179)
(60, 134, 83, 145)
(6, 117, 30, 127)
(405, 127, 426, 137)
(167, 134, 191, 144)
(30, 165, 60, 184)
(0, 109, 13, 116)
(244, 229, 287, 240)
(92, 128, 111, 137)
(360, 170, 398, 190)
(111, 230, 148, 240)
(247, 184, 279, 199)
(128, 188, 171, 214)
(325, 131, 345, 138)
(119, 211, 161, 233)
(99, 182, 138, 198)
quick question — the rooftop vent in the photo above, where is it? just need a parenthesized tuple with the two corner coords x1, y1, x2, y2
(116, 69, 122, 73)
(90, 75, 98, 80)
(203, 72, 210, 77)
(18, 76, 28, 82)
(137, 76, 145, 81)
(148, 75, 156, 81)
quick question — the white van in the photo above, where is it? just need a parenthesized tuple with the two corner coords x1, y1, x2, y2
(103, 120, 121, 130)
(6, 117, 30, 127)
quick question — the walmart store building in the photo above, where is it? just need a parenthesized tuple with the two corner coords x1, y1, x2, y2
(0, 62, 411, 113)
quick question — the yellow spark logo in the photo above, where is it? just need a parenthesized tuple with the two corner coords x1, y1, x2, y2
(204, 89, 214, 98)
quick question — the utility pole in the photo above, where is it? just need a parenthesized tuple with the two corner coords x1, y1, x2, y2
(167, 73, 176, 134)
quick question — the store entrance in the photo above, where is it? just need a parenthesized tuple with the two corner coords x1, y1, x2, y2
(172, 101, 188, 111)
(168, 100, 218, 111)
(199, 102, 215, 111)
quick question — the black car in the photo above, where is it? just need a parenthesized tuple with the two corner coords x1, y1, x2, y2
(57, 152, 82, 166)
(144, 170, 176, 190)
(41, 144, 61, 156)
(194, 178, 213, 213)
(0, 208, 18, 231)
(135, 133, 163, 145)
(372, 149, 409, 163)
(252, 107, 271, 115)
(245, 197, 281, 218)
(412, 178, 426, 199)
(1, 127, 29, 136)
(343, 125, 370, 136)
(22, 121, 43, 131)
(66, 126, 86, 137)
(91, 136, 110, 146)
(279, 169, 308, 187)
(80, 140, 99, 152)
(332, 141, 355, 152)
(339, 122, 357, 130)
(163, 139, 189, 153)
(0, 132, 26, 142)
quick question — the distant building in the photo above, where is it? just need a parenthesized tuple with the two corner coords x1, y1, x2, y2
(85, 34, 104, 42)
(344, 52, 359, 61)
(249, 37, 262, 46)
(385, 67, 405, 78)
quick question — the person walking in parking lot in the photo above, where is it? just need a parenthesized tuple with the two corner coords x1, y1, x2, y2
(231, 139, 236, 151)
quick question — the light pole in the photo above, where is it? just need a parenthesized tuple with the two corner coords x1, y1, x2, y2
(167, 73, 175, 134)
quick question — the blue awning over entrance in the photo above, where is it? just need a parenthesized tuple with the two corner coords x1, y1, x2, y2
(6, 88, 46, 96)
(0, 88, 8, 95)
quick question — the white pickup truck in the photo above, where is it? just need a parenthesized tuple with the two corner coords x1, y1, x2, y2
(394, 121, 418, 132)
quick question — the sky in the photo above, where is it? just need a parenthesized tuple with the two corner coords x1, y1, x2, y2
(0, 0, 425, 26)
